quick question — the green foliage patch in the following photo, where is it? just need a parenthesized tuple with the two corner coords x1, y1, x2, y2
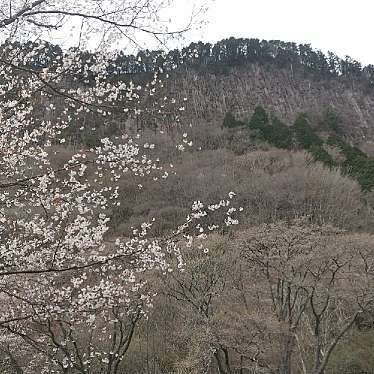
(225, 107, 374, 190)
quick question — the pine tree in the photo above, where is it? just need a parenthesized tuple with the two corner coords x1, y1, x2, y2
(266, 116, 293, 149)
(249, 106, 269, 130)
(293, 113, 322, 149)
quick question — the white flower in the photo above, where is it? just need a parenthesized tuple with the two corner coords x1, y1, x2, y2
(228, 191, 236, 199)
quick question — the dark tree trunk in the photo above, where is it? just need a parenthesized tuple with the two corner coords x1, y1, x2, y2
(278, 335, 294, 374)
(214, 348, 232, 374)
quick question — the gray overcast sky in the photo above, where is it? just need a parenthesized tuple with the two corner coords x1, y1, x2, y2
(187, 0, 374, 66)
(43, 0, 373, 66)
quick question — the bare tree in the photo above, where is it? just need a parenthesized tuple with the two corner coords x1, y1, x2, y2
(239, 219, 374, 374)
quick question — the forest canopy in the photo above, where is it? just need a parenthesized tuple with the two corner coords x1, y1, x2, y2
(5, 37, 374, 91)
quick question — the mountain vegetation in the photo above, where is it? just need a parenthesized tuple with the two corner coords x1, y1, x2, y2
(1, 2, 374, 373)
(14, 37, 374, 86)
(223, 106, 374, 191)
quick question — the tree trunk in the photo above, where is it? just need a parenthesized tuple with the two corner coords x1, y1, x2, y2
(214, 348, 232, 374)
(314, 338, 323, 374)
(278, 335, 294, 374)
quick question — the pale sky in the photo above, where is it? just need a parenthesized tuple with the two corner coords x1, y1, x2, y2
(20, 0, 373, 66)
(187, 0, 374, 66)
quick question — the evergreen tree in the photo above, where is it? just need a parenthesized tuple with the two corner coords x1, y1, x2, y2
(292, 113, 323, 149)
(322, 108, 342, 134)
(326, 136, 374, 190)
(309, 145, 335, 167)
(249, 106, 269, 130)
(356, 158, 374, 191)
(266, 116, 293, 149)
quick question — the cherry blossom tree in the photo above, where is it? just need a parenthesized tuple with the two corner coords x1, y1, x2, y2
(0, 1, 240, 372)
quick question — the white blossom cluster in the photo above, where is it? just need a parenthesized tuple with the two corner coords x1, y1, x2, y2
(0, 2, 234, 371)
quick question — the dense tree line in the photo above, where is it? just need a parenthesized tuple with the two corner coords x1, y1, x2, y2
(3, 37, 374, 89)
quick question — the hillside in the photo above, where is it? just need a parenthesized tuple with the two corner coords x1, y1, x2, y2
(4, 34, 374, 374)
(14, 37, 374, 145)
(170, 63, 374, 142)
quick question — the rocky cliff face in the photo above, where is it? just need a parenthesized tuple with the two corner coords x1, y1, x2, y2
(166, 63, 374, 142)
